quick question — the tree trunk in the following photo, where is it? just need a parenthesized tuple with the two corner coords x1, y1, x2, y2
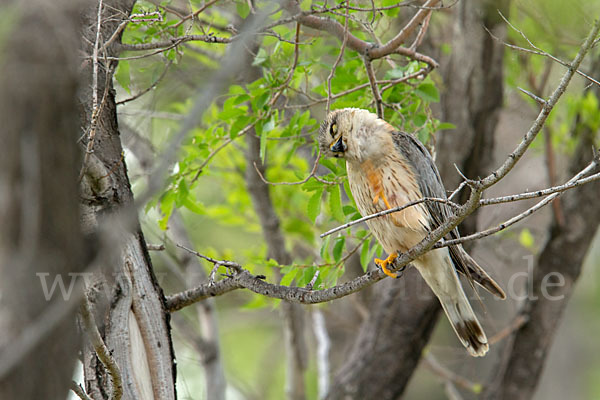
(0, 0, 86, 398)
(78, 1, 176, 398)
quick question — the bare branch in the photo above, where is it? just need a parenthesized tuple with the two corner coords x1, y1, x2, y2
(118, 34, 232, 52)
(270, 23, 301, 107)
(368, 0, 440, 59)
(326, 3, 349, 114)
(320, 197, 459, 238)
(486, 13, 600, 88)
(116, 60, 173, 105)
(70, 381, 92, 400)
(488, 315, 528, 345)
(439, 157, 600, 248)
(80, 298, 123, 400)
(409, 8, 432, 51)
(190, 120, 259, 183)
(480, 20, 600, 190)
(517, 87, 546, 106)
(423, 353, 481, 394)
(365, 59, 383, 117)
(480, 169, 600, 206)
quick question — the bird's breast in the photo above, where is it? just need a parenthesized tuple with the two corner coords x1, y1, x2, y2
(347, 157, 431, 253)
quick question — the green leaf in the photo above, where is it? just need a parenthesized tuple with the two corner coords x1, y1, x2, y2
(385, 67, 406, 80)
(262, 116, 275, 134)
(319, 158, 338, 173)
(182, 196, 204, 214)
(279, 268, 298, 287)
(437, 122, 457, 131)
(332, 236, 345, 263)
(414, 113, 427, 127)
(115, 60, 131, 94)
(360, 239, 371, 272)
(242, 294, 269, 310)
(236, 1, 250, 18)
(158, 190, 176, 230)
(328, 185, 345, 222)
(415, 83, 440, 103)
(320, 235, 331, 261)
(255, 90, 271, 110)
(519, 228, 535, 249)
(417, 130, 430, 145)
(301, 178, 324, 192)
(298, 266, 317, 287)
(307, 188, 324, 223)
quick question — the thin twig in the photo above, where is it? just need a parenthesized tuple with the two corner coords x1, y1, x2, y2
(365, 59, 383, 117)
(326, 1, 350, 114)
(489, 314, 528, 345)
(92, 0, 103, 112)
(70, 381, 92, 400)
(190, 120, 259, 183)
(285, 68, 433, 110)
(269, 23, 301, 107)
(252, 149, 339, 186)
(80, 298, 123, 400)
(480, 20, 600, 191)
(176, 244, 242, 272)
(168, 0, 220, 31)
(368, 0, 440, 59)
(320, 197, 459, 238)
(439, 158, 599, 248)
(480, 170, 600, 206)
(116, 60, 173, 105)
(409, 7, 432, 51)
(119, 33, 232, 52)
(395, 47, 439, 68)
(423, 353, 481, 393)
(101, 12, 163, 53)
(517, 87, 546, 106)
(486, 14, 600, 88)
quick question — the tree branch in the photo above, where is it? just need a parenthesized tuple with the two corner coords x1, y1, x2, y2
(166, 19, 600, 316)
(80, 298, 123, 400)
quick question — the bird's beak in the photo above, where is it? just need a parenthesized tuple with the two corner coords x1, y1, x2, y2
(330, 137, 346, 153)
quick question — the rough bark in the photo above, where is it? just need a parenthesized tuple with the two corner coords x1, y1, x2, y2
(78, 1, 176, 399)
(0, 0, 86, 398)
(325, 1, 509, 397)
(484, 61, 600, 400)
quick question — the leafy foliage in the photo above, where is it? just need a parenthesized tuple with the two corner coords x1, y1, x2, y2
(116, 0, 446, 301)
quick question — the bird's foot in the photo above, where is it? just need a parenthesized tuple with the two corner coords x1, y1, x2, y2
(373, 190, 392, 209)
(375, 252, 400, 278)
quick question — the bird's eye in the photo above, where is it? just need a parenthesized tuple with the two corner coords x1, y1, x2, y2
(330, 123, 337, 138)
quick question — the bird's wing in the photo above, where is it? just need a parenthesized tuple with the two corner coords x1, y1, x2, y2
(391, 131, 505, 299)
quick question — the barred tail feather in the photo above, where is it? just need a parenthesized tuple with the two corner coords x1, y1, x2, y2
(416, 249, 489, 357)
(439, 293, 489, 357)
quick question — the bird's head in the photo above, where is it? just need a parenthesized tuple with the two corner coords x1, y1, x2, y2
(318, 108, 393, 163)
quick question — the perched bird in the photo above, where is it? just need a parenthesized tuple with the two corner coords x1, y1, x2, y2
(318, 108, 505, 357)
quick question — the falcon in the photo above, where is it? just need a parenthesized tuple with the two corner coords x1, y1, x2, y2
(318, 108, 505, 356)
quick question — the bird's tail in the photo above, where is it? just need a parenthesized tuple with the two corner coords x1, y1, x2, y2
(438, 289, 488, 357)
(417, 249, 488, 357)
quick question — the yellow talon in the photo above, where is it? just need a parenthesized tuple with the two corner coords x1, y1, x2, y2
(375, 252, 399, 278)
(373, 190, 393, 210)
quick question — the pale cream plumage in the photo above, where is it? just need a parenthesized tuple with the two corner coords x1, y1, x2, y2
(318, 108, 505, 357)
